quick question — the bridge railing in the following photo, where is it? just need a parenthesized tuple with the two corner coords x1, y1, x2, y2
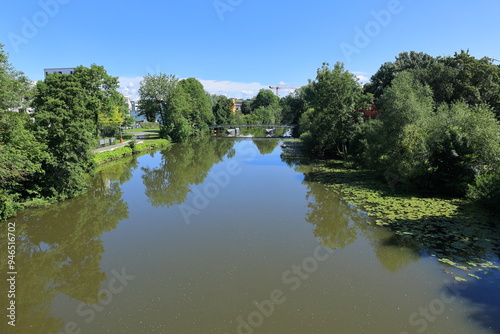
(209, 124, 296, 129)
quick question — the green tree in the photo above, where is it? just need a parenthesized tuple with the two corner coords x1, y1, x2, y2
(442, 51, 500, 118)
(177, 78, 215, 132)
(0, 44, 32, 112)
(158, 78, 215, 142)
(280, 89, 306, 124)
(0, 112, 48, 219)
(378, 71, 434, 141)
(250, 89, 279, 111)
(364, 51, 437, 99)
(0, 45, 46, 219)
(424, 103, 500, 195)
(32, 69, 101, 198)
(70, 65, 122, 136)
(300, 62, 364, 158)
(365, 50, 500, 118)
(212, 95, 235, 124)
(240, 100, 252, 115)
(138, 73, 178, 122)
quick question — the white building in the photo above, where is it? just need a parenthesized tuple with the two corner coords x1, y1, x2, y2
(44, 68, 76, 77)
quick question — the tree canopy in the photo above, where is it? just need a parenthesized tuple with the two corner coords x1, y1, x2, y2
(299, 62, 364, 158)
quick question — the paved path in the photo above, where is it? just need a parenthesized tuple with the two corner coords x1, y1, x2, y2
(92, 130, 158, 153)
(93, 140, 140, 153)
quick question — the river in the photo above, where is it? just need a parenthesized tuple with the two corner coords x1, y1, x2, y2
(2, 137, 499, 334)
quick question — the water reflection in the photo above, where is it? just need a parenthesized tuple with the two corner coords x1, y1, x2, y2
(141, 137, 235, 207)
(0, 157, 135, 333)
(303, 181, 420, 272)
(282, 142, 500, 330)
(251, 139, 278, 155)
(305, 182, 360, 249)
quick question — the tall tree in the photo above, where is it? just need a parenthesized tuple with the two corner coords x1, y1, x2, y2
(442, 51, 500, 117)
(0, 44, 44, 219)
(32, 73, 96, 199)
(212, 95, 235, 124)
(138, 73, 178, 122)
(240, 100, 252, 115)
(364, 51, 436, 99)
(177, 78, 214, 132)
(301, 62, 363, 157)
(158, 77, 215, 142)
(72, 65, 122, 136)
(250, 89, 279, 111)
(31, 65, 121, 199)
(0, 44, 32, 112)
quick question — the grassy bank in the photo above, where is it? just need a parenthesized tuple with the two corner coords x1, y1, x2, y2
(282, 141, 500, 282)
(93, 139, 170, 165)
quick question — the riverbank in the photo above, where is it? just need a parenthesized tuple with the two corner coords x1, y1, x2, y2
(281, 141, 500, 282)
(92, 139, 170, 165)
(0, 138, 170, 221)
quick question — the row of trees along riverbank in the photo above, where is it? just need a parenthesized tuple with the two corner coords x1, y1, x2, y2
(2, 45, 500, 220)
(291, 51, 500, 212)
(132, 50, 500, 212)
(0, 44, 134, 220)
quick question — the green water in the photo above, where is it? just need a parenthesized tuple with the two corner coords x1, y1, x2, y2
(2, 137, 499, 334)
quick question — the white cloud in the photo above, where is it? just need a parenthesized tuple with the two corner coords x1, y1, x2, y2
(352, 71, 371, 84)
(356, 75, 370, 83)
(118, 76, 143, 100)
(198, 79, 268, 99)
(278, 81, 287, 85)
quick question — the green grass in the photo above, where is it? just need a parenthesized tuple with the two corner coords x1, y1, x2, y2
(93, 139, 170, 165)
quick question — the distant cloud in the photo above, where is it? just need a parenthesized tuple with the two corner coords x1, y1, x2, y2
(356, 75, 370, 83)
(118, 76, 142, 100)
(352, 71, 370, 84)
(198, 79, 267, 99)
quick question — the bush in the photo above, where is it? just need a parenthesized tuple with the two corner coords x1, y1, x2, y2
(0, 191, 19, 221)
(127, 138, 138, 153)
(423, 103, 500, 195)
(467, 172, 500, 211)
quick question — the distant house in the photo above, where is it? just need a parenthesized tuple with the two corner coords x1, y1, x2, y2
(231, 99, 244, 114)
(44, 68, 75, 77)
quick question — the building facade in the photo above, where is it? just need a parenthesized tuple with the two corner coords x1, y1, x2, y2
(44, 68, 76, 77)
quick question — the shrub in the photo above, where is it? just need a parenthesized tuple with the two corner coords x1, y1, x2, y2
(467, 172, 500, 211)
(127, 138, 138, 153)
(424, 103, 500, 195)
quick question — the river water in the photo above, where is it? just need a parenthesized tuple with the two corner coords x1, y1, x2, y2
(2, 138, 499, 334)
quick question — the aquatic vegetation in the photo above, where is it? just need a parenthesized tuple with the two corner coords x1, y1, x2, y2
(281, 142, 500, 282)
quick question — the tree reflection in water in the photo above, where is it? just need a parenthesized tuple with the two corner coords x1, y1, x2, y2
(0, 157, 136, 333)
(141, 137, 235, 207)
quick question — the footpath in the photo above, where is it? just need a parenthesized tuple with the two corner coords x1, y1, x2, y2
(92, 131, 154, 153)
(92, 140, 144, 153)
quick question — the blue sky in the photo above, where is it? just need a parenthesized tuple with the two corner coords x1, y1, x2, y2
(2, 0, 500, 100)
